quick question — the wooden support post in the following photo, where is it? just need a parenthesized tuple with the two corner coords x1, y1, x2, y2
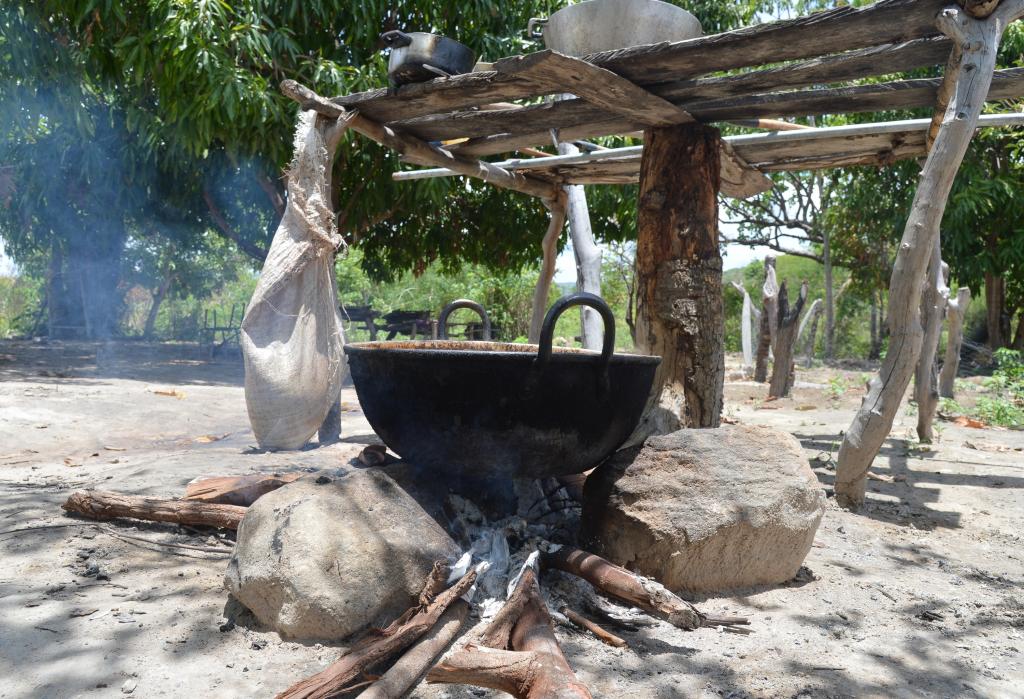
(731, 281, 756, 374)
(636, 124, 724, 428)
(939, 286, 972, 397)
(915, 247, 950, 442)
(834, 0, 1024, 509)
(768, 280, 809, 398)
(798, 298, 824, 367)
(528, 193, 568, 343)
(754, 257, 779, 383)
(557, 141, 604, 351)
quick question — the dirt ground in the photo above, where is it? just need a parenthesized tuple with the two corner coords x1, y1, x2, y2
(1, 340, 1022, 699)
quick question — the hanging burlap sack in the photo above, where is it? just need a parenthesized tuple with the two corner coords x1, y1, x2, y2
(241, 110, 346, 450)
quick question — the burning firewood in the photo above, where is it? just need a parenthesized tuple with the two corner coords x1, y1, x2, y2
(357, 599, 470, 699)
(184, 472, 303, 506)
(428, 564, 592, 699)
(540, 545, 748, 630)
(62, 490, 246, 530)
(277, 563, 478, 699)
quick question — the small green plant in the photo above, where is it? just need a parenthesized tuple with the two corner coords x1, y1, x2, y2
(825, 375, 851, 400)
(974, 396, 1024, 428)
(938, 397, 964, 415)
(953, 378, 976, 394)
(967, 350, 1024, 428)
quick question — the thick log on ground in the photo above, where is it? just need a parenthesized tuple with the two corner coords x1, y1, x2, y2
(428, 567, 591, 699)
(62, 491, 246, 529)
(358, 599, 470, 699)
(185, 473, 303, 506)
(769, 281, 809, 398)
(278, 565, 477, 699)
(834, 1, 1024, 509)
(635, 123, 724, 428)
(939, 286, 972, 397)
(915, 250, 950, 442)
(755, 257, 779, 383)
(540, 546, 748, 631)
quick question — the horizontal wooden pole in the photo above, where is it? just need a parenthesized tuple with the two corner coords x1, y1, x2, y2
(280, 80, 558, 201)
(447, 68, 1024, 157)
(392, 112, 1024, 182)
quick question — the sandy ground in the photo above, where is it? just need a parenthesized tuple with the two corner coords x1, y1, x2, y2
(0, 340, 1022, 699)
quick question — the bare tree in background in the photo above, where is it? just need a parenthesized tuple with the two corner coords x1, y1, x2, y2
(723, 170, 837, 359)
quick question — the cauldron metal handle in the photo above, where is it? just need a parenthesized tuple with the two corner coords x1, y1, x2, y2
(537, 293, 615, 367)
(527, 18, 548, 40)
(438, 299, 492, 341)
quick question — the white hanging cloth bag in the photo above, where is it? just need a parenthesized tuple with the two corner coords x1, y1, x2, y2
(241, 110, 346, 450)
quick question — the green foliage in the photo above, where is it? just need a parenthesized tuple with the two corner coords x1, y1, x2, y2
(0, 274, 41, 337)
(940, 350, 1024, 428)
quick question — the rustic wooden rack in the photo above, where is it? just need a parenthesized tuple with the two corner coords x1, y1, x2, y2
(282, 0, 1024, 509)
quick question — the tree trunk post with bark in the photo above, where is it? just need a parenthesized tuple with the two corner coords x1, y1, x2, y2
(754, 256, 779, 383)
(528, 194, 568, 343)
(769, 281, 809, 398)
(939, 286, 972, 398)
(835, 1, 1024, 509)
(635, 124, 724, 428)
(985, 271, 1008, 350)
(557, 143, 603, 351)
(823, 226, 836, 360)
(914, 246, 950, 443)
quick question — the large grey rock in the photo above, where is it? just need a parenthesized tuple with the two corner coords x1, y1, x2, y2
(582, 424, 825, 594)
(225, 468, 459, 641)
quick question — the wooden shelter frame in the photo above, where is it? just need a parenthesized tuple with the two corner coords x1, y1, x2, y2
(283, 0, 1024, 509)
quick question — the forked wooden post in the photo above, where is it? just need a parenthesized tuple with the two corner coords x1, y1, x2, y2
(635, 123, 724, 428)
(939, 286, 972, 397)
(915, 247, 950, 442)
(528, 193, 568, 343)
(754, 257, 779, 383)
(834, 0, 1024, 508)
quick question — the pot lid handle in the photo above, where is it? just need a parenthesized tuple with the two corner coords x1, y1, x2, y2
(380, 30, 413, 48)
(438, 299, 492, 341)
(537, 293, 615, 366)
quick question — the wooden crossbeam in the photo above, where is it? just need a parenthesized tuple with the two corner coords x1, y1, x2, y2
(280, 80, 558, 201)
(391, 38, 951, 144)
(335, 0, 949, 123)
(445, 68, 1024, 157)
(494, 50, 692, 127)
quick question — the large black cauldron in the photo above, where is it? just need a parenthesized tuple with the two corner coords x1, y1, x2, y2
(344, 294, 660, 479)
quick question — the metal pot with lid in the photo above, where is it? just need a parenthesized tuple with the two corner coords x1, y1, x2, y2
(528, 0, 702, 57)
(380, 30, 476, 90)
